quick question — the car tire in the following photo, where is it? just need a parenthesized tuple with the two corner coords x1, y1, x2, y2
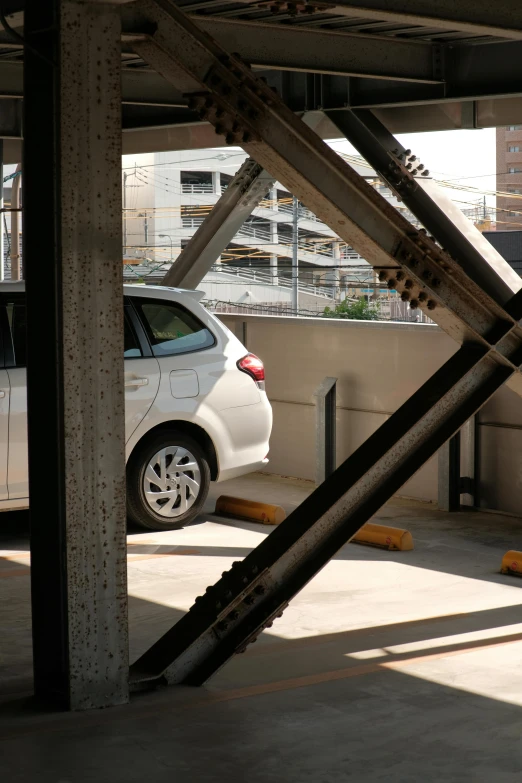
(127, 430, 211, 531)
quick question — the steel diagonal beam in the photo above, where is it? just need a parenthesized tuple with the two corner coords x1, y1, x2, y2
(326, 108, 522, 305)
(123, 0, 522, 687)
(162, 158, 274, 289)
(130, 344, 514, 686)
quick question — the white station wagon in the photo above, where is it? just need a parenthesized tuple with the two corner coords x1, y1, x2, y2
(0, 283, 272, 530)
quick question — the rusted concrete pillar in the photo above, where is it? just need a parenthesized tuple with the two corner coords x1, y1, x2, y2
(24, 0, 128, 710)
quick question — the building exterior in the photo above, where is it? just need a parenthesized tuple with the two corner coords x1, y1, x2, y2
(496, 125, 522, 229)
(121, 147, 427, 314)
(483, 230, 522, 275)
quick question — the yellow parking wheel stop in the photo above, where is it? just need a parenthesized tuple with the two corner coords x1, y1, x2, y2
(351, 522, 414, 551)
(500, 550, 522, 576)
(215, 495, 287, 525)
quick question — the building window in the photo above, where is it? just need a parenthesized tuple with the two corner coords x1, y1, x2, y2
(508, 125, 522, 130)
(509, 146, 521, 152)
(508, 167, 522, 173)
(508, 188, 522, 194)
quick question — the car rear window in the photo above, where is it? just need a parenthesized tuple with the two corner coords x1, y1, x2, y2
(133, 298, 215, 357)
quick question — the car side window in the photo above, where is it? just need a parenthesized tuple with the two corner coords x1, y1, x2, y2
(124, 309, 142, 358)
(4, 298, 141, 366)
(5, 300, 27, 368)
(133, 298, 215, 357)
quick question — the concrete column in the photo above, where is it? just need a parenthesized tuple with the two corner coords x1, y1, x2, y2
(24, 0, 128, 710)
(438, 433, 461, 512)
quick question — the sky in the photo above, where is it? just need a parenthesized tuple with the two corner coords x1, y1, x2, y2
(330, 127, 497, 213)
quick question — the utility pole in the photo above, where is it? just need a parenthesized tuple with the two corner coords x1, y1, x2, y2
(292, 195, 299, 314)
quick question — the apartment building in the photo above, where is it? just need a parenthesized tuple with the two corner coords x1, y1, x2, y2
(496, 125, 522, 229)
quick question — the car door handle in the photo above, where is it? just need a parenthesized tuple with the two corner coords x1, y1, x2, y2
(125, 377, 149, 388)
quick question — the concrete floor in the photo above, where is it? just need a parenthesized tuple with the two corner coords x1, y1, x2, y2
(2, 473, 522, 781)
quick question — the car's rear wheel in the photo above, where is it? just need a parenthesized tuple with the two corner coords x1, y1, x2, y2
(127, 430, 210, 530)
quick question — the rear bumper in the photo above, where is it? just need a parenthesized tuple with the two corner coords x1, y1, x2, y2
(216, 457, 269, 483)
(215, 398, 272, 482)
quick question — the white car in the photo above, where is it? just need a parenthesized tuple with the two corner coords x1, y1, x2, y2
(0, 283, 272, 530)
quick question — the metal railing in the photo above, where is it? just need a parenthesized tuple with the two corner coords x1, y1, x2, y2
(182, 217, 206, 228)
(207, 263, 332, 297)
(181, 183, 214, 194)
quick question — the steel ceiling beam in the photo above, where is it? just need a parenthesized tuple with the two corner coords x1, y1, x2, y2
(187, 17, 440, 83)
(121, 0, 522, 688)
(162, 158, 275, 289)
(271, 0, 522, 41)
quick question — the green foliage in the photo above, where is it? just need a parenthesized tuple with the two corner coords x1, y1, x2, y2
(323, 296, 380, 320)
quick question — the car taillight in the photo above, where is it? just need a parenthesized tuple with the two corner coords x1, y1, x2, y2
(238, 353, 265, 389)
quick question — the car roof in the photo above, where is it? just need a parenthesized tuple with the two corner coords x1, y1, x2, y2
(0, 281, 204, 302)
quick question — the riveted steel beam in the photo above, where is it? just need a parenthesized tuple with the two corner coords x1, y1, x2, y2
(124, 0, 522, 687)
(162, 158, 274, 289)
(326, 108, 522, 307)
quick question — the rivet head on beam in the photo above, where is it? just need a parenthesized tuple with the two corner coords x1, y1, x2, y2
(396, 271, 405, 281)
(387, 279, 396, 289)
(401, 291, 410, 301)
(422, 170, 430, 176)
(410, 299, 419, 309)
(378, 270, 388, 282)
(431, 278, 441, 287)
(427, 300, 437, 310)
(422, 270, 432, 281)
(418, 292, 427, 302)
(404, 279, 414, 289)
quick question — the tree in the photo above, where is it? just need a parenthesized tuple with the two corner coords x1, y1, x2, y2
(323, 296, 380, 320)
